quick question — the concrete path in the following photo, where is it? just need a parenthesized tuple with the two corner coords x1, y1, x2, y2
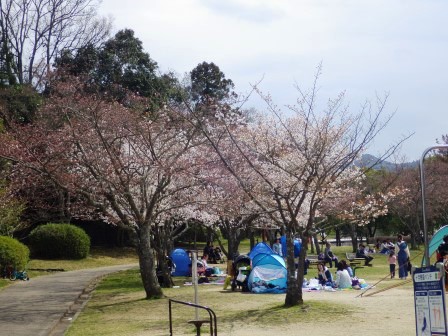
(0, 264, 138, 336)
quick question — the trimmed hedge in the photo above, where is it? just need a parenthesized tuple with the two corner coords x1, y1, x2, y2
(0, 236, 30, 269)
(29, 223, 90, 259)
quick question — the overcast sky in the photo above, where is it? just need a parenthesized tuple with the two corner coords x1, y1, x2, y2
(99, 0, 448, 161)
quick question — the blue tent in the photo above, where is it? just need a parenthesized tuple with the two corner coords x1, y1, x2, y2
(248, 242, 274, 259)
(280, 236, 302, 257)
(422, 225, 448, 266)
(170, 248, 191, 276)
(247, 253, 287, 293)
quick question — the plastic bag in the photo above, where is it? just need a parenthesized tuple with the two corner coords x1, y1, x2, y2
(236, 273, 246, 282)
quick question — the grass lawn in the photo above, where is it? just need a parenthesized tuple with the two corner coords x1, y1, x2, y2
(0, 246, 138, 289)
(65, 270, 356, 336)
(65, 244, 424, 336)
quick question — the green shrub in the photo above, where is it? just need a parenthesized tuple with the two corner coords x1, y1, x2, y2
(0, 236, 30, 269)
(29, 223, 90, 259)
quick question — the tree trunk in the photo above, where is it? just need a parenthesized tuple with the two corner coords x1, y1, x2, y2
(217, 220, 243, 275)
(335, 228, 341, 246)
(152, 226, 173, 289)
(227, 227, 240, 261)
(156, 255, 173, 288)
(249, 229, 255, 251)
(136, 224, 163, 299)
(350, 224, 358, 253)
(284, 228, 302, 306)
(313, 234, 321, 254)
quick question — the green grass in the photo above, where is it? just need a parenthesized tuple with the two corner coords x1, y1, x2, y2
(27, 246, 137, 272)
(66, 243, 425, 335)
(1, 241, 423, 334)
(66, 270, 356, 336)
(0, 246, 138, 289)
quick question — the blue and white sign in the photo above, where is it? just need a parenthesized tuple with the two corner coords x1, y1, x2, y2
(413, 265, 447, 336)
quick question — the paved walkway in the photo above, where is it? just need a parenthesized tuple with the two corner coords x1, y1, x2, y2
(0, 264, 138, 336)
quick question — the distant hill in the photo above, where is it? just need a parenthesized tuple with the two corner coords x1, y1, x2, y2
(355, 154, 418, 171)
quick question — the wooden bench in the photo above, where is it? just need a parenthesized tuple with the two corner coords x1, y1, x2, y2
(345, 252, 366, 276)
(307, 255, 326, 267)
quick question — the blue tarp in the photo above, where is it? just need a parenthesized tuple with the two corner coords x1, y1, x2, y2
(422, 225, 448, 266)
(280, 236, 302, 257)
(170, 248, 191, 276)
(248, 242, 274, 259)
(247, 253, 287, 293)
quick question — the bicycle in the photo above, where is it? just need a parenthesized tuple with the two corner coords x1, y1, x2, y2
(9, 269, 29, 281)
(3, 265, 29, 281)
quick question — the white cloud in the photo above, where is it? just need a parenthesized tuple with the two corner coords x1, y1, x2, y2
(99, 0, 448, 160)
(200, 0, 285, 23)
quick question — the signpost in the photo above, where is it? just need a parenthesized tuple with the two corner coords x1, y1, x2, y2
(413, 264, 447, 335)
(416, 145, 448, 336)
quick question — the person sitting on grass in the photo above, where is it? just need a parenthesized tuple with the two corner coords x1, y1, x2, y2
(386, 239, 395, 252)
(317, 263, 333, 287)
(334, 262, 352, 289)
(203, 242, 218, 263)
(380, 240, 389, 254)
(339, 259, 354, 278)
(200, 254, 215, 277)
(356, 244, 374, 266)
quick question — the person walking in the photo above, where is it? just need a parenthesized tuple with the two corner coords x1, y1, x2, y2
(388, 251, 397, 279)
(396, 234, 410, 280)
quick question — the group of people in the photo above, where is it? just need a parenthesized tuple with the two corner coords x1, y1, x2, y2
(272, 234, 414, 283)
(195, 242, 225, 277)
(378, 239, 396, 254)
(386, 234, 411, 280)
(319, 234, 412, 284)
(202, 242, 224, 264)
(316, 260, 356, 289)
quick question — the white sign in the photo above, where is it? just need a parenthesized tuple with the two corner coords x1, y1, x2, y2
(413, 266, 447, 336)
(414, 272, 440, 283)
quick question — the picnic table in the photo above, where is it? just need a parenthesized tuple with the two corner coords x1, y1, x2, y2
(345, 252, 366, 276)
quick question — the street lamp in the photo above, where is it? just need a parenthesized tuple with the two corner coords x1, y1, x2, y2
(420, 145, 448, 267)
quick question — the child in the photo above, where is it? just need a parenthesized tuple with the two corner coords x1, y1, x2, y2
(388, 251, 397, 279)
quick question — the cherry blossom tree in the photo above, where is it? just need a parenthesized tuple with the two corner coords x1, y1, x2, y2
(194, 145, 274, 271)
(183, 66, 404, 306)
(320, 177, 405, 251)
(0, 76, 205, 298)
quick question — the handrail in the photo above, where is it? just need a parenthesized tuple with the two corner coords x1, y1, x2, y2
(168, 298, 217, 336)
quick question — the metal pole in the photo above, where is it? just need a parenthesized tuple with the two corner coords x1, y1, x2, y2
(192, 251, 199, 320)
(419, 145, 448, 267)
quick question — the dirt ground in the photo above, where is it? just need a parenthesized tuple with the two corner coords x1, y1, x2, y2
(225, 285, 416, 336)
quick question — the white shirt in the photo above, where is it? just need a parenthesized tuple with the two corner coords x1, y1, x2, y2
(272, 242, 282, 256)
(335, 269, 352, 289)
